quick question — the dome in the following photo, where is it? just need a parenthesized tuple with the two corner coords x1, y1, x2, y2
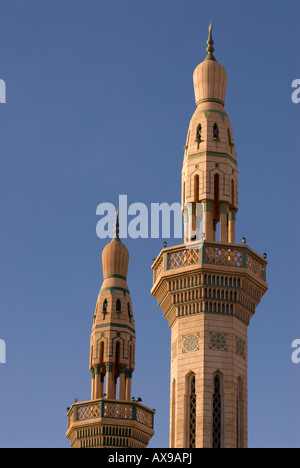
(101, 210, 129, 279)
(102, 237, 129, 279)
(193, 23, 227, 106)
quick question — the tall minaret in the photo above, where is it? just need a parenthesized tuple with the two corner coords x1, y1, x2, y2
(67, 213, 155, 448)
(151, 25, 268, 449)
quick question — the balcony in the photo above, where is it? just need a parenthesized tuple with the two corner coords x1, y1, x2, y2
(67, 398, 155, 430)
(152, 241, 267, 287)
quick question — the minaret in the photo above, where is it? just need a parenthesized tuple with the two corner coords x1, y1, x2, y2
(67, 213, 155, 448)
(151, 25, 268, 449)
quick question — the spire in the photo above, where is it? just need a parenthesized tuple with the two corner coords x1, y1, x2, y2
(205, 22, 216, 62)
(113, 208, 120, 241)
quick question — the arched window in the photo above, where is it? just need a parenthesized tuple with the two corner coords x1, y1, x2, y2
(227, 128, 232, 145)
(127, 302, 131, 323)
(116, 299, 121, 315)
(231, 179, 235, 207)
(171, 379, 176, 448)
(194, 174, 199, 203)
(213, 123, 219, 140)
(186, 373, 196, 448)
(195, 124, 202, 149)
(102, 299, 108, 319)
(196, 124, 202, 141)
(212, 373, 223, 448)
(237, 378, 244, 448)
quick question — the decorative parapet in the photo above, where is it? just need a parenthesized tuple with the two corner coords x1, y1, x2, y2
(152, 241, 267, 287)
(67, 399, 155, 430)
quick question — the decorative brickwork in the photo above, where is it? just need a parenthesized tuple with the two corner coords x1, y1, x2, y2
(209, 332, 228, 351)
(182, 333, 199, 353)
(235, 337, 246, 360)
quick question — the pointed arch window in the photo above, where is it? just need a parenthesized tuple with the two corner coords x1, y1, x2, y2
(116, 298, 121, 315)
(195, 124, 202, 149)
(127, 302, 131, 323)
(227, 128, 232, 145)
(186, 373, 196, 448)
(212, 373, 223, 448)
(213, 123, 219, 141)
(102, 299, 108, 319)
(237, 378, 244, 448)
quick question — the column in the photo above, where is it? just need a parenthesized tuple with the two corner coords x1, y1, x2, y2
(105, 363, 114, 399)
(94, 365, 101, 399)
(90, 369, 95, 400)
(125, 369, 133, 401)
(219, 202, 228, 243)
(228, 209, 237, 243)
(119, 365, 127, 400)
(203, 200, 213, 241)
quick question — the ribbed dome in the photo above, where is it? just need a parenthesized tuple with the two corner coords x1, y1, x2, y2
(193, 60, 227, 106)
(102, 238, 129, 279)
(193, 23, 227, 106)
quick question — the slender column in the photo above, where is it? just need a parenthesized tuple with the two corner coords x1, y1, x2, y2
(119, 365, 127, 400)
(203, 200, 213, 241)
(105, 363, 114, 399)
(219, 202, 228, 243)
(125, 369, 133, 401)
(228, 209, 237, 243)
(90, 369, 95, 400)
(94, 365, 101, 399)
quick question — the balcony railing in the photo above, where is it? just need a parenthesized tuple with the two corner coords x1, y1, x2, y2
(152, 241, 267, 285)
(67, 399, 155, 430)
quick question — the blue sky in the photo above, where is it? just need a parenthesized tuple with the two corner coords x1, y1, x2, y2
(0, 0, 299, 448)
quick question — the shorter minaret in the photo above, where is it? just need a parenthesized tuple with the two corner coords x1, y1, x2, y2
(67, 213, 155, 448)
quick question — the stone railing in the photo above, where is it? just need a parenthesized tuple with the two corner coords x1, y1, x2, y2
(152, 241, 267, 285)
(67, 399, 155, 430)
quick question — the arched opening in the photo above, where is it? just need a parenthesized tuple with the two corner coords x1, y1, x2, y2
(231, 179, 235, 207)
(102, 299, 108, 319)
(116, 299, 121, 315)
(195, 124, 202, 149)
(213, 173, 220, 240)
(194, 174, 199, 203)
(237, 378, 244, 448)
(213, 123, 219, 141)
(186, 373, 196, 448)
(212, 372, 223, 448)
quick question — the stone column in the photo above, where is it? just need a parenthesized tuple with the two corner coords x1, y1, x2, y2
(228, 209, 237, 243)
(90, 369, 95, 400)
(125, 369, 133, 401)
(119, 365, 127, 400)
(105, 363, 114, 399)
(94, 365, 101, 399)
(203, 200, 213, 241)
(219, 202, 228, 243)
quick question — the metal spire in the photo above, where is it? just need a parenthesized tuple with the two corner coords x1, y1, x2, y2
(205, 22, 216, 61)
(113, 209, 120, 241)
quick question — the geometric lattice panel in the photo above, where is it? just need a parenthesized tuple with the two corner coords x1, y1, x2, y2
(235, 336, 246, 360)
(182, 333, 199, 353)
(212, 375, 222, 449)
(189, 376, 196, 448)
(209, 332, 228, 351)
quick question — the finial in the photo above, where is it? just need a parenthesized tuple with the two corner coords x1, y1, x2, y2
(205, 22, 216, 61)
(113, 209, 120, 240)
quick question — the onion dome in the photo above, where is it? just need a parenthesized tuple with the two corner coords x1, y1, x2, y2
(101, 210, 129, 279)
(193, 23, 227, 106)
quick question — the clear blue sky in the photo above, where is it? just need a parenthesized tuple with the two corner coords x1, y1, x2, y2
(0, 0, 299, 448)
